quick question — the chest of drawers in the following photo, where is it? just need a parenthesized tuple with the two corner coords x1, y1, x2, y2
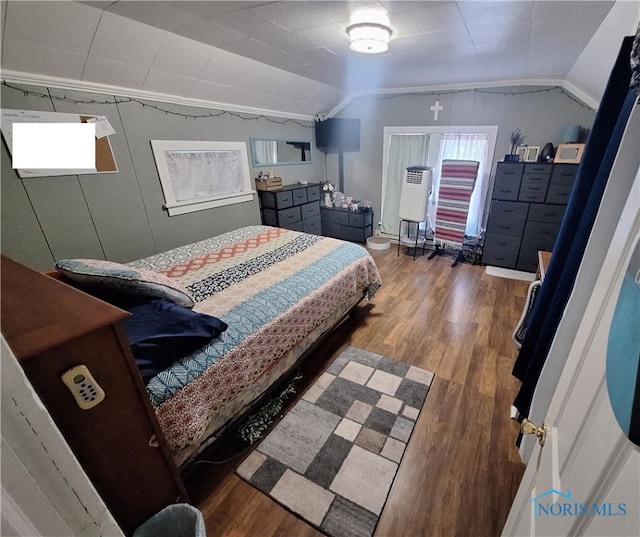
(482, 162, 578, 272)
(258, 183, 321, 234)
(321, 207, 374, 243)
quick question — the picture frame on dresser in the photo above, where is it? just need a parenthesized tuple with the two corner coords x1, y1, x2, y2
(524, 146, 540, 163)
(516, 145, 528, 162)
(554, 143, 585, 164)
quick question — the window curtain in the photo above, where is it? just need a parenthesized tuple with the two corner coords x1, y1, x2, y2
(512, 35, 636, 422)
(381, 134, 428, 235)
(437, 133, 489, 236)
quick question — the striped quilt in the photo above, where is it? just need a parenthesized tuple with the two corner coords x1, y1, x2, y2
(128, 226, 382, 453)
(433, 159, 479, 249)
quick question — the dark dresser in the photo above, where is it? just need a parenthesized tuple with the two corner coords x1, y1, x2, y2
(257, 183, 321, 234)
(482, 162, 578, 272)
(321, 207, 374, 243)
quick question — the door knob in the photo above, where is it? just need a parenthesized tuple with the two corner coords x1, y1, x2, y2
(521, 418, 547, 446)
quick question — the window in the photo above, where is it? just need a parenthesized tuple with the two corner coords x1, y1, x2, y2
(150, 140, 254, 216)
(381, 126, 498, 237)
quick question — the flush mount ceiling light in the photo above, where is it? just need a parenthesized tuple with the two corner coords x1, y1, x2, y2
(347, 22, 392, 54)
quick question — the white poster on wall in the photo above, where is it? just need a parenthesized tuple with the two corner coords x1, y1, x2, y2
(1, 109, 117, 178)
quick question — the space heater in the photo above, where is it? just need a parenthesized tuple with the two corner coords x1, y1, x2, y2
(398, 165, 433, 222)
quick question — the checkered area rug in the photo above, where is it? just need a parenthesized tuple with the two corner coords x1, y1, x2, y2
(236, 346, 434, 537)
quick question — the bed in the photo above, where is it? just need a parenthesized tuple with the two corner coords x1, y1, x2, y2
(55, 225, 381, 467)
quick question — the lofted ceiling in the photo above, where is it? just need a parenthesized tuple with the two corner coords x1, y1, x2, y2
(1, 1, 637, 118)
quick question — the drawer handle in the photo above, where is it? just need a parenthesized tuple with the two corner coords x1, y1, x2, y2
(541, 231, 551, 235)
(544, 213, 555, 217)
(286, 214, 295, 220)
(503, 209, 515, 213)
(527, 186, 541, 191)
(498, 241, 508, 246)
(499, 225, 511, 230)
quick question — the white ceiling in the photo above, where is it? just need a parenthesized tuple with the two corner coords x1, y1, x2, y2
(1, 1, 638, 118)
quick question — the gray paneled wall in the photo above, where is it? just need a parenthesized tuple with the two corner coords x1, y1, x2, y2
(327, 87, 596, 218)
(1, 83, 322, 270)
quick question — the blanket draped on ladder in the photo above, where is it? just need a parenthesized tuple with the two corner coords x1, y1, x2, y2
(433, 159, 480, 250)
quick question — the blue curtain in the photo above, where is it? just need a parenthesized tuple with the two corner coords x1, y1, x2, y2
(512, 36, 637, 419)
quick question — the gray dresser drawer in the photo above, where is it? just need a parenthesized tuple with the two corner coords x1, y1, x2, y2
(332, 210, 349, 225)
(487, 217, 526, 237)
(520, 237, 555, 258)
(306, 185, 321, 202)
(524, 221, 559, 249)
(490, 200, 529, 220)
(300, 201, 320, 219)
(527, 204, 566, 224)
(277, 206, 302, 226)
(482, 248, 519, 269)
(349, 211, 373, 227)
(524, 163, 552, 175)
(261, 208, 278, 226)
(260, 190, 293, 209)
(522, 173, 550, 184)
(291, 187, 308, 205)
(495, 163, 524, 181)
(484, 233, 522, 253)
(303, 217, 322, 235)
(518, 182, 547, 203)
(492, 178, 521, 200)
(516, 253, 539, 273)
(323, 222, 341, 238)
(283, 220, 304, 232)
(551, 164, 578, 184)
(340, 226, 366, 243)
(546, 184, 573, 204)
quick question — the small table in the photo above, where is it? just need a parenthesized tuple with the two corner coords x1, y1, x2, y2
(537, 250, 552, 282)
(397, 219, 428, 260)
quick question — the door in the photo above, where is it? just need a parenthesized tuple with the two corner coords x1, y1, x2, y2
(502, 167, 640, 537)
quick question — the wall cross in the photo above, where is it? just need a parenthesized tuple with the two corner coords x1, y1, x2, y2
(430, 100, 444, 121)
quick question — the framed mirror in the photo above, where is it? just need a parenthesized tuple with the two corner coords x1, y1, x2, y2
(250, 138, 312, 166)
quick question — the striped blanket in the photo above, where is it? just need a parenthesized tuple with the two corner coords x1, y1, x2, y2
(433, 159, 480, 249)
(128, 226, 381, 462)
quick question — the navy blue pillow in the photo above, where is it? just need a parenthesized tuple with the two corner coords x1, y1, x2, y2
(121, 299, 228, 381)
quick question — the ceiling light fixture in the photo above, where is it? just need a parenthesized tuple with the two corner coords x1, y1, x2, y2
(347, 22, 392, 54)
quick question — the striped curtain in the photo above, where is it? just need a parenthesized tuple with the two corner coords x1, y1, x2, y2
(433, 159, 480, 249)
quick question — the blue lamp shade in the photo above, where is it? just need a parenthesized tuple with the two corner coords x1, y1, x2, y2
(561, 124, 581, 143)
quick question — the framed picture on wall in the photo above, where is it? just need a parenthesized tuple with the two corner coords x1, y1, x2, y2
(524, 146, 540, 162)
(554, 143, 585, 164)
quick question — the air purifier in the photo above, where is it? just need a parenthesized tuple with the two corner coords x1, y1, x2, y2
(398, 165, 433, 222)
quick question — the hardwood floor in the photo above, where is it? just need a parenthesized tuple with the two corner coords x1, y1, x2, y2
(184, 246, 528, 537)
